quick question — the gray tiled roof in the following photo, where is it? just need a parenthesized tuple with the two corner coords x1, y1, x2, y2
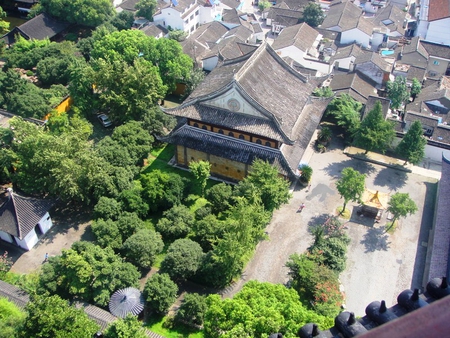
(407, 78, 450, 119)
(363, 95, 391, 120)
(421, 40, 450, 59)
(15, 13, 69, 40)
(165, 103, 287, 142)
(371, 3, 406, 35)
(354, 51, 392, 72)
(140, 23, 168, 37)
(330, 72, 378, 103)
(224, 25, 253, 42)
(329, 43, 363, 63)
(222, 8, 242, 24)
(0, 190, 54, 240)
(74, 301, 118, 330)
(267, 7, 303, 27)
(427, 154, 450, 279)
(118, 0, 140, 11)
(272, 23, 320, 53)
(275, 0, 310, 10)
(402, 36, 429, 59)
(0, 280, 30, 309)
(169, 0, 197, 14)
(321, 0, 373, 35)
(162, 125, 294, 176)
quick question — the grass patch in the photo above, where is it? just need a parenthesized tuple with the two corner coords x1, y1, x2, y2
(146, 315, 203, 338)
(384, 221, 397, 234)
(336, 207, 351, 219)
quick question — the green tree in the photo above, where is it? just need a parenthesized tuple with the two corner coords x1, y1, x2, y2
(0, 297, 25, 338)
(410, 78, 422, 99)
(326, 94, 362, 136)
(108, 11, 135, 31)
(0, 251, 12, 279)
(111, 121, 154, 163)
(103, 314, 148, 338)
(302, 2, 325, 27)
(396, 120, 426, 165)
(386, 192, 418, 232)
(191, 214, 225, 251)
(189, 160, 211, 196)
(386, 76, 409, 110)
(40, 0, 114, 27)
(239, 159, 291, 211)
(185, 67, 206, 96)
(160, 238, 204, 281)
(336, 167, 365, 213)
(91, 218, 123, 250)
(176, 293, 207, 326)
(313, 86, 333, 97)
(118, 181, 149, 217)
(144, 273, 178, 314)
(116, 212, 147, 239)
(21, 294, 99, 338)
(93, 196, 123, 220)
(168, 29, 188, 42)
(136, 0, 157, 21)
(204, 281, 333, 338)
(156, 204, 195, 241)
(0, 6, 10, 34)
(122, 229, 164, 269)
(205, 182, 234, 215)
(353, 101, 395, 153)
(39, 242, 140, 306)
(258, 0, 271, 11)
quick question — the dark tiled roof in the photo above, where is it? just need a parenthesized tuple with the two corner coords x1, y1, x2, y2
(321, 0, 373, 35)
(169, 0, 197, 14)
(5, 13, 70, 42)
(182, 43, 320, 141)
(421, 40, 450, 59)
(140, 23, 168, 37)
(330, 72, 378, 103)
(354, 51, 392, 72)
(0, 190, 54, 239)
(428, 0, 450, 21)
(363, 96, 391, 119)
(161, 125, 294, 176)
(407, 78, 450, 120)
(74, 301, 118, 330)
(272, 23, 320, 53)
(402, 36, 429, 59)
(371, 3, 406, 35)
(329, 43, 364, 63)
(251, 21, 263, 33)
(118, 0, 140, 11)
(0, 280, 30, 309)
(224, 25, 253, 42)
(165, 103, 287, 142)
(220, 0, 240, 9)
(266, 7, 303, 27)
(222, 8, 241, 24)
(275, 0, 310, 10)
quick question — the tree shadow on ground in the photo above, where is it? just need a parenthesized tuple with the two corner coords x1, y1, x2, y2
(360, 227, 391, 253)
(307, 213, 331, 233)
(322, 158, 376, 179)
(373, 167, 408, 192)
(349, 207, 377, 227)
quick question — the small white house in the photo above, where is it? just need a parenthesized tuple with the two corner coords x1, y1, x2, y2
(0, 188, 54, 251)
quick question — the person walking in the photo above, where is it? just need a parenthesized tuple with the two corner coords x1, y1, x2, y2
(298, 203, 305, 212)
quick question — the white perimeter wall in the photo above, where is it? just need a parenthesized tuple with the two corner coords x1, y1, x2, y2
(426, 18, 450, 46)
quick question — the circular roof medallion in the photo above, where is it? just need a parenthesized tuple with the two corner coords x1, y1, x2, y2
(227, 98, 241, 112)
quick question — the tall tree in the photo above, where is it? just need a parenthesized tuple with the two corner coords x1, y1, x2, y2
(21, 294, 99, 338)
(122, 229, 164, 269)
(0, 6, 10, 34)
(302, 3, 324, 27)
(386, 192, 418, 232)
(156, 204, 195, 241)
(103, 314, 148, 338)
(136, 0, 157, 21)
(326, 94, 362, 136)
(189, 160, 211, 196)
(40, 0, 114, 27)
(176, 293, 207, 326)
(353, 101, 395, 154)
(0, 297, 25, 338)
(336, 167, 365, 213)
(386, 76, 409, 110)
(396, 120, 427, 165)
(144, 273, 178, 314)
(410, 77, 422, 100)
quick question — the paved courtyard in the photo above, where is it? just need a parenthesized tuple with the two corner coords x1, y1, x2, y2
(225, 137, 438, 317)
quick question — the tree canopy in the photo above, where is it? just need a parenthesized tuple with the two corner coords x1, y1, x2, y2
(353, 101, 395, 153)
(0, 297, 25, 338)
(302, 3, 325, 27)
(326, 94, 361, 137)
(386, 76, 409, 110)
(1, 6, 10, 34)
(103, 315, 148, 338)
(136, 0, 157, 21)
(336, 167, 365, 213)
(396, 120, 426, 165)
(386, 192, 418, 231)
(40, 0, 114, 27)
(21, 294, 99, 338)
(189, 160, 211, 196)
(144, 273, 178, 314)
(122, 229, 164, 269)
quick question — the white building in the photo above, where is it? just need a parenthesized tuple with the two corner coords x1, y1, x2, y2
(0, 188, 54, 251)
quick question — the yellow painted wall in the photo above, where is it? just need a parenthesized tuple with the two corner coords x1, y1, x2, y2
(55, 97, 73, 113)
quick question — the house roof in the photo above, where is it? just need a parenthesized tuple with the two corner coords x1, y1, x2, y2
(266, 7, 303, 27)
(428, 0, 450, 21)
(161, 125, 294, 176)
(140, 23, 168, 37)
(0, 189, 54, 240)
(407, 77, 450, 118)
(329, 43, 364, 63)
(176, 43, 321, 141)
(2, 13, 70, 44)
(272, 23, 320, 53)
(220, 0, 240, 9)
(393, 63, 427, 82)
(363, 95, 391, 120)
(371, 3, 406, 35)
(222, 8, 242, 24)
(421, 40, 450, 60)
(168, 0, 197, 14)
(354, 51, 392, 72)
(211, 37, 257, 60)
(362, 189, 389, 209)
(402, 36, 429, 59)
(321, 0, 373, 35)
(0, 280, 30, 309)
(329, 72, 378, 103)
(117, 0, 140, 11)
(275, 0, 310, 11)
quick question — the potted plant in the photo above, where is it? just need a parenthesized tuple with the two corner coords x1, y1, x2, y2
(299, 164, 313, 186)
(318, 126, 332, 145)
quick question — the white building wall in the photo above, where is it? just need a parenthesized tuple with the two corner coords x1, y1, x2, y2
(426, 18, 450, 46)
(333, 56, 356, 70)
(199, 6, 216, 24)
(153, 8, 184, 31)
(393, 136, 450, 162)
(275, 46, 305, 64)
(341, 29, 370, 48)
(0, 230, 13, 243)
(38, 212, 53, 234)
(15, 229, 38, 251)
